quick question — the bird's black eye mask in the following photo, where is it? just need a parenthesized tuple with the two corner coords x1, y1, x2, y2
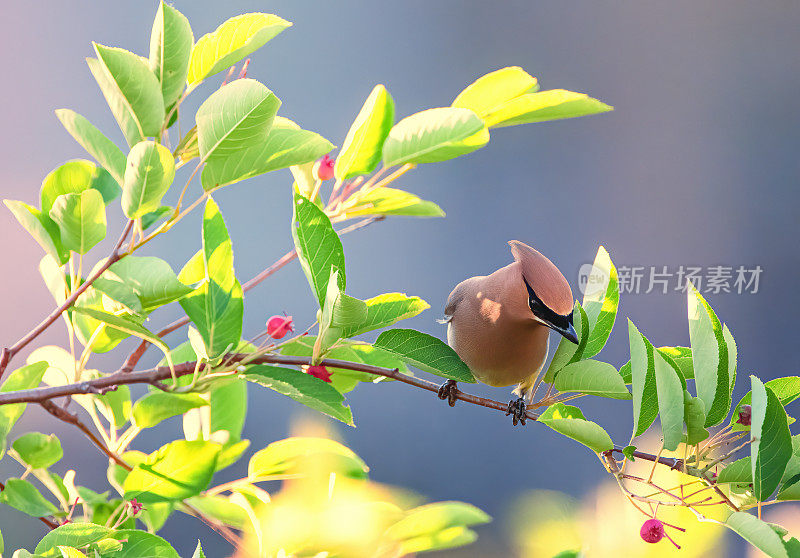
(523, 277, 573, 332)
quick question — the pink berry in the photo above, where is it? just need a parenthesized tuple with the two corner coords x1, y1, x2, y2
(307, 365, 332, 383)
(736, 404, 752, 426)
(640, 519, 665, 543)
(266, 315, 294, 339)
(314, 154, 335, 181)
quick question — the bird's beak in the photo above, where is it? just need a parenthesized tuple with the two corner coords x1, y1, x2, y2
(548, 321, 579, 344)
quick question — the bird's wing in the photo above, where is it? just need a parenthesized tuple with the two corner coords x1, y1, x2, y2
(440, 280, 469, 323)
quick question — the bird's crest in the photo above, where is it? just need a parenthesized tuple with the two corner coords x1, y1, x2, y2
(508, 240, 574, 316)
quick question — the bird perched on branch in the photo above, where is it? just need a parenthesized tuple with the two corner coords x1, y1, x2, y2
(440, 240, 578, 425)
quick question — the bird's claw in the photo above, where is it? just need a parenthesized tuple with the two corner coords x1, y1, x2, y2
(506, 397, 527, 426)
(437, 379, 459, 407)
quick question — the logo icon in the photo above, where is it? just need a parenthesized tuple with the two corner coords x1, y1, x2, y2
(578, 263, 608, 297)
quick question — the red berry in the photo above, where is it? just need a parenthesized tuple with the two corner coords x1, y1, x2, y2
(640, 519, 665, 543)
(307, 365, 332, 383)
(266, 315, 294, 339)
(736, 404, 752, 426)
(314, 154, 335, 181)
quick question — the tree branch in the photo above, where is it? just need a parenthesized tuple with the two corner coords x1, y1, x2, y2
(0, 352, 680, 471)
(119, 215, 385, 373)
(0, 220, 135, 381)
(39, 400, 130, 471)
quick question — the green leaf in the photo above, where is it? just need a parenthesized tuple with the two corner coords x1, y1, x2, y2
(122, 141, 176, 219)
(40, 160, 119, 214)
(554, 360, 630, 399)
(336, 84, 395, 180)
(340, 187, 445, 219)
(195, 79, 282, 190)
(291, 192, 345, 307)
(751, 376, 793, 501)
(688, 283, 731, 426)
(88, 44, 164, 146)
(539, 403, 614, 453)
(316, 272, 367, 356)
(178, 198, 243, 358)
(725, 512, 789, 558)
(187, 13, 291, 85)
(387, 502, 490, 554)
(3, 200, 68, 265)
(374, 328, 476, 383)
(247, 116, 334, 176)
(619, 346, 694, 384)
(48, 190, 107, 254)
(628, 320, 659, 438)
(124, 440, 221, 503)
(72, 307, 171, 364)
(141, 206, 172, 230)
(243, 365, 354, 425)
(54, 110, 127, 185)
(0, 361, 48, 454)
(70, 288, 145, 353)
(482, 89, 612, 129)
(191, 542, 206, 558)
(132, 392, 208, 429)
(724, 324, 738, 392)
(112, 530, 179, 558)
(622, 445, 637, 461)
(215, 439, 250, 471)
(149, 1, 193, 108)
(12, 432, 63, 469)
(382, 107, 489, 166)
(684, 392, 709, 445)
(185, 495, 247, 530)
(100, 256, 192, 312)
(248, 437, 368, 479)
(341, 292, 430, 338)
(731, 377, 800, 431)
(209, 378, 247, 443)
(452, 66, 539, 119)
(544, 303, 589, 383)
(92, 271, 143, 314)
(653, 347, 685, 451)
(0, 478, 58, 517)
(580, 246, 619, 358)
(34, 523, 113, 558)
(718, 456, 752, 484)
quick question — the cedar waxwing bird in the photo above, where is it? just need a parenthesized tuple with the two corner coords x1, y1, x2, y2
(439, 240, 578, 425)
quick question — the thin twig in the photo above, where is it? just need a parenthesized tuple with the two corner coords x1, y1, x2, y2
(0, 220, 135, 380)
(39, 400, 131, 470)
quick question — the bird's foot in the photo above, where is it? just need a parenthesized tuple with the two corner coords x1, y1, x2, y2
(506, 397, 527, 426)
(437, 379, 459, 407)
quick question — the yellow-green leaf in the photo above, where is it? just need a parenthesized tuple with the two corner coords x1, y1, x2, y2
(336, 84, 394, 180)
(187, 13, 291, 85)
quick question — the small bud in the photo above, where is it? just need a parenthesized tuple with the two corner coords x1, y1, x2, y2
(307, 365, 332, 383)
(313, 154, 335, 181)
(128, 498, 144, 516)
(640, 518, 665, 544)
(266, 314, 294, 339)
(736, 404, 752, 426)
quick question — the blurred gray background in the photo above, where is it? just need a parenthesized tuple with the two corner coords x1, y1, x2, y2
(2, 1, 799, 556)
